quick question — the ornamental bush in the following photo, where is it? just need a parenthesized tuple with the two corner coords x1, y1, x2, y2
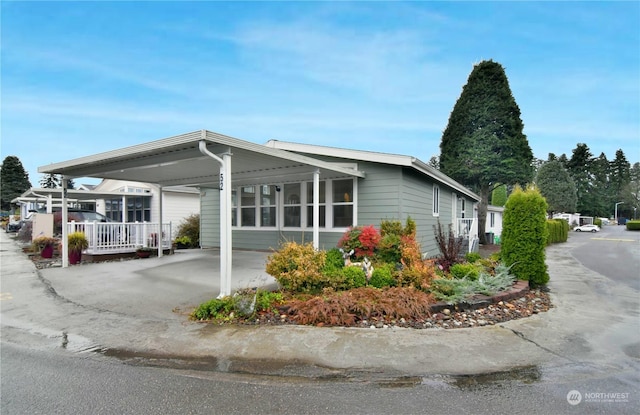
(265, 241, 326, 292)
(627, 220, 640, 231)
(501, 185, 549, 287)
(337, 225, 381, 259)
(546, 219, 569, 245)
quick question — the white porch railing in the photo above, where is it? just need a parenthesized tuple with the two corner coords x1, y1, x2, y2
(456, 218, 478, 253)
(67, 222, 172, 255)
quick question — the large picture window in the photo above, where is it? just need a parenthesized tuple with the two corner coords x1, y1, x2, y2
(105, 198, 122, 221)
(230, 178, 354, 229)
(127, 196, 151, 222)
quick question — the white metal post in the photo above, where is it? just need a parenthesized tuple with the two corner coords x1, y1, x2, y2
(61, 176, 69, 268)
(313, 169, 320, 250)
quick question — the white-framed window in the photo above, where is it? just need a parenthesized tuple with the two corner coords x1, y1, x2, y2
(283, 183, 301, 228)
(260, 185, 277, 227)
(332, 179, 354, 228)
(490, 212, 495, 228)
(240, 186, 256, 227)
(432, 185, 440, 216)
(231, 178, 355, 229)
(231, 189, 238, 226)
(461, 198, 466, 219)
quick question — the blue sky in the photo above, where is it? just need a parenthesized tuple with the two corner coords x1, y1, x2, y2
(2, 1, 639, 186)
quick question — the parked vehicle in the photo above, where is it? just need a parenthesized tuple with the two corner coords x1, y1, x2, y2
(574, 224, 600, 233)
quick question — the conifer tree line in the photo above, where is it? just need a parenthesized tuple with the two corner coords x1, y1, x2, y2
(438, 59, 638, 232)
(540, 145, 638, 220)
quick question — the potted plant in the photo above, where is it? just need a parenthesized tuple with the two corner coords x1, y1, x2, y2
(68, 231, 89, 264)
(136, 246, 154, 258)
(32, 236, 57, 258)
(174, 235, 192, 249)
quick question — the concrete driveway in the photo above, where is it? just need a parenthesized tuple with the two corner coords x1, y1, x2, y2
(38, 248, 278, 320)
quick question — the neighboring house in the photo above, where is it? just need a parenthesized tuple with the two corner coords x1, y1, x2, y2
(485, 205, 504, 244)
(92, 179, 199, 228)
(552, 213, 594, 226)
(199, 140, 480, 256)
(12, 179, 199, 232)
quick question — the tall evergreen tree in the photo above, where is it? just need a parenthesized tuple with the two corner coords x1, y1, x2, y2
(610, 149, 631, 216)
(40, 173, 61, 188)
(439, 60, 533, 244)
(0, 156, 32, 211)
(624, 162, 640, 219)
(536, 160, 577, 217)
(491, 184, 508, 206)
(566, 143, 595, 215)
(591, 152, 611, 217)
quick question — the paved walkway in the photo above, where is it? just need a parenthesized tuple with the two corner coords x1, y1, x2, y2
(1, 230, 638, 379)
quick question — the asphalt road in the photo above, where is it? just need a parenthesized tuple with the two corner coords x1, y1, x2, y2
(1, 228, 639, 414)
(570, 224, 640, 291)
(2, 340, 637, 415)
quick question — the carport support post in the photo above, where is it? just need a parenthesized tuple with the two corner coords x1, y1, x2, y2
(61, 176, 69, 268)
(199, 138, 232, 298)
(313, 169, 320, 250)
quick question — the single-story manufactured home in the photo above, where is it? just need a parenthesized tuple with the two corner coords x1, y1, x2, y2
(38, 130, 480, 295)
(13, 179, 199, 228)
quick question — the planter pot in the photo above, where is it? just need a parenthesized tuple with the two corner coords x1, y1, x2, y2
(136, 251, 152, 258)
(41, 244, 54, 259)
(69, 250, 82, 265)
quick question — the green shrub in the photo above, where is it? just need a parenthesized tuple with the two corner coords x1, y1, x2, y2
(323, 248, 345, 272)
(176, 214, 200, 248)
(266, 241, 326, 293)
(377, 233, 402, 264)
(341, 266, 367, 289)
(369, 263, 396, 288)
(191, 296, 236, 320)
(594, 218, 602, 227)
(627, 220, 640, 231)
(255, 290, 284, 313)
(501, 185, 549, 287)
(430, 262, 516, 304)
(449, 263, 481, 281)
(546, 219, 569, 244)
(465, 252, 482, 263)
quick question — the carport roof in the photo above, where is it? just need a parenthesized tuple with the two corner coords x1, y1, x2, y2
(38, 130, 365, 187)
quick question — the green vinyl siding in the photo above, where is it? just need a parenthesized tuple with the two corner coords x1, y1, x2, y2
(200, 188, 219, 248)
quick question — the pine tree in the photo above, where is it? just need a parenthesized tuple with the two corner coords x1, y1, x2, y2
(491, 184, 508, 206)
(591, 153, 611, 217)
(440, 60, 534, 244)
(1, 156, 32, 211)
(535, 160, 577, 217)
(610, 149, 631, 217)
(566, 143, 595, 215)
(40, 173, 61, 188)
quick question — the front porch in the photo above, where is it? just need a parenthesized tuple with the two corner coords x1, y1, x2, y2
(67, 221, 172, 255)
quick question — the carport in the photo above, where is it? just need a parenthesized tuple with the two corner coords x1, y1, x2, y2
(38, 130, 365, 297)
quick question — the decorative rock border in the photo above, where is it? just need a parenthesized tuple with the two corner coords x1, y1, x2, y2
(429, 280, 530, 314)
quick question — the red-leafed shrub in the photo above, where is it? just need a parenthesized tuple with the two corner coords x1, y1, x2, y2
(337, 225, 381, 259)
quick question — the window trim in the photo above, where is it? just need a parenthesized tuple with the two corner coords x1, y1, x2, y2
(432, 185, 440, 216)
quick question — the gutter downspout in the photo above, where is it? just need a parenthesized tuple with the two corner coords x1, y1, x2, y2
(199, 135, 233, 298)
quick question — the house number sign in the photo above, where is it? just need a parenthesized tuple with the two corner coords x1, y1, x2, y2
(219, 173, 224, 190)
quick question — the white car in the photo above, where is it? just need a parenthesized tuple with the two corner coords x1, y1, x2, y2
(574, 224, 600, 233)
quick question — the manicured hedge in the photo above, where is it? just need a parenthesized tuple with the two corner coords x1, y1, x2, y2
(546, 218, 569, 244)
(501, 185, 549, 287)
(627, 220, 640, 231)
